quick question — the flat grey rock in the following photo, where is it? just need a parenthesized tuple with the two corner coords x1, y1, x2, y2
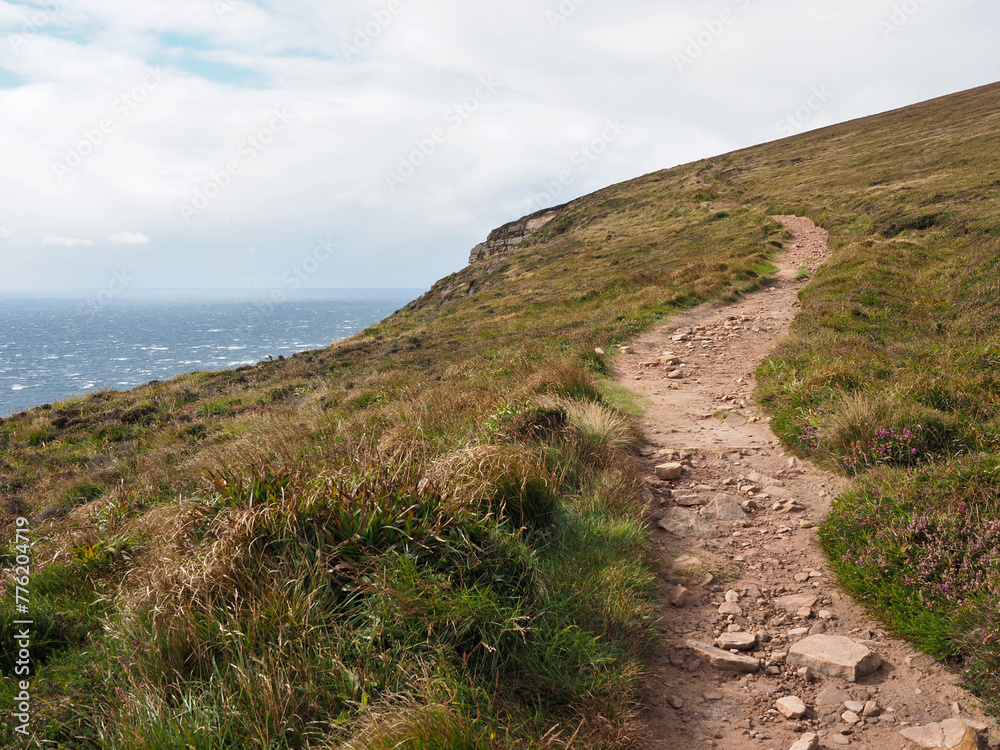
(774, 593, 819, 614)
(716, 632, 756, 651)
(776, 695, 807, 719)
(657, 507, 721, 538)
(686, 640, 761, 673)
(789, 734, 820, 750)
(656, 462, 683, 479)
(787, 635, 881, 682)
(900, 717, 985, 749)
(816, 685, 853, 706)
(702, 493, 747, 521)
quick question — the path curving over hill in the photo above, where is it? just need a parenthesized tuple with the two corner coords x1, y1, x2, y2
(616, 217, 998, 750)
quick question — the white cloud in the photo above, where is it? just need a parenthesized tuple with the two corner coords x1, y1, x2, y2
(110, 231, 151, 244)
(0, 226, 11, 242)
(1, 0, 999, 290)
(42, 236, 93, 247)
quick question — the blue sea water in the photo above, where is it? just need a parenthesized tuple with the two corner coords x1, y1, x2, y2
(0, 290, 419, 417)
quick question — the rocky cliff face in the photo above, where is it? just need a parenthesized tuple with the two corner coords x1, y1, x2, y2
(467, 209, 561, 264)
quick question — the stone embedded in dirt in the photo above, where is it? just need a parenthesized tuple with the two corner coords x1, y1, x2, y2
(844, 701, 865, 713)
(716, 632, 756, 651)
(725, 590, 740, 602)
(718, 601, 743, 616)
(669, 585, 690, 607)
(775, 498, 807, 514)
(774, 593, 819, 614)
(658, 353, 682, 366)
(766, 485, 794, 499)
(667, 695, 683, 710)
(656, 463, 684, 480)
(789, 733, 820, 750)
(842, 710, 861, 725)
(748, 470, 783, 487)
(619, 346, 633, 354)
(667, 369, 685, 379)
(657, 507, 721, 538)
(863, 700, 881, 718)
(829, 734, 850, 746)
(702, 689, 724, 701)
(685, 640, 761, 673)
(776, 695, 808, 719)
(787, 635, 881, 682)
(900, 717, 987, 749)
(672, 554, 703, 574)
(817, 685, 854, 706)
(675, 493, 705, 507)
(703, 493, 747, 521)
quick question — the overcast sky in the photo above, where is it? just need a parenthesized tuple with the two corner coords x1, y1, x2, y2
(0, 0, 997, 293)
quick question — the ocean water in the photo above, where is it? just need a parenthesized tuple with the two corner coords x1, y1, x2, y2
(0, 290, 419, 417)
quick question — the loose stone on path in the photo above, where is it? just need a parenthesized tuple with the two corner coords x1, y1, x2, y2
(787, 635, 881, 682)
(685, 640, 761, 673)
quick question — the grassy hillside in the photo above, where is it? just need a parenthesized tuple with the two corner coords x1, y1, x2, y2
(0, 164, 781, 745)
(731, 82, 1000, 707)
(3, 79, 1000, 746)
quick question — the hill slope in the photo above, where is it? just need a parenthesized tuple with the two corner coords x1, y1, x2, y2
(1, 81, 999, 747)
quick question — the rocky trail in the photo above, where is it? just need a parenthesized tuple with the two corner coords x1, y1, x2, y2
(614, 216, 999, 750)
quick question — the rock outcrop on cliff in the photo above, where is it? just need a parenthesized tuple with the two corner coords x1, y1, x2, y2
(467, 208, 561, 263)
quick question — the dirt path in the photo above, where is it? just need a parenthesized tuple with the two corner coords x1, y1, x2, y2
(616, 217, 998, 750)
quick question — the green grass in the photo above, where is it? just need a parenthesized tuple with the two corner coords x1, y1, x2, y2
(2, 191, 771, 745)
(596, 376, 648, 417)
(740, 82, 1000, 709)
(4, 79, 1000, 742)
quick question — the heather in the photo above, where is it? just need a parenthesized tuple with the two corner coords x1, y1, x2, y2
(820, 457, 1000, 663)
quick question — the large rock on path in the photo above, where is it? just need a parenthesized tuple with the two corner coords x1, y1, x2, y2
(816, 685, 853, 705)
(776, 695, 807, 719)
(655, 463, 683, 480)
(686, 640, 761, 673)
(789, 734, 820, 750)
(900, 717, 987, 749)
(748, 470, 783, 487)
(787, 635, 881, 682)
(702, 493, 747, 521)
(716, 632, 756, 651)
(658, 508, 721, 538)
(774, 593, 818, 614)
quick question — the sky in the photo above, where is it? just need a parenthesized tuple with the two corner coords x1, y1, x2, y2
(0, 0, 998, 294)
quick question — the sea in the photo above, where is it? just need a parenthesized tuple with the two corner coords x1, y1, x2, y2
(0, 289, 420, 417)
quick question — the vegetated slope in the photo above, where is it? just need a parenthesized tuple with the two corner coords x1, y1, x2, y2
(1, 78, 998, 746)
(0, 165, 781, 744)
(731, 83, 1000, 705)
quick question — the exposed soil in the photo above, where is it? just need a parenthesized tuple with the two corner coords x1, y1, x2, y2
(615, 217, 999, 750)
